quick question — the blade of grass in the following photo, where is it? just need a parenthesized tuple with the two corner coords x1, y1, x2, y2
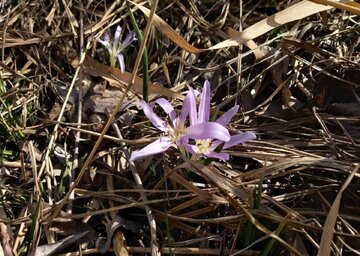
(309, 0, 360, 15)
(260, 215, 288, 256)
(58, 163, 71, 198)
(245, 175, 264, 246)
(184, 160, 302, 256)
(127, 0, 149, 102)
(0, 75, 25, 142)
(318, 164, 359, 256)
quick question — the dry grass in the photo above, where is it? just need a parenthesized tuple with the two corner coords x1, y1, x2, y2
(0, 0, 360, 255)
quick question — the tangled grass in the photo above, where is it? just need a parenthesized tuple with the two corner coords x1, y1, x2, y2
(0, 0, 360, 255)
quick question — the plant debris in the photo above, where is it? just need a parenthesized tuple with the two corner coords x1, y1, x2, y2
(0, 0, 360, 255)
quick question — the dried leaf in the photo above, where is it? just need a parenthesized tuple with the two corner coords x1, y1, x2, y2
(132, 0, 344, 52)
(45, 0, 58, 26)
(208, 0, 340, 49)
(76, 56, 184, 100)
(34, 231, 90, 256)
(318, 165, 359, 256)
(309, 0, 360, 15)
(97, 216, 139, 254)
(61, 0, 78, 36)
(169, 171, 213, 201)
(227, 28, 265, 60)
(113, 230, 129, 256)
(182, 161, 302, 256)
(0, 223, 13, 256)
(131, 2, 202, 53)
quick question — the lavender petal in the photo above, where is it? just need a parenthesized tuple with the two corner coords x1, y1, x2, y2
(216, 105, 239, 126)
(98, 34, 112, 50)
(117, 54, 125, 73)
(130, 137, 172, 161)
(140, 100, 167, 132)
(205, 151, 229, 160)
(181, 87, 198, 126)
(223, 132, 256, 149)
(182, 143, 197, 155)
(198, 80, 211, 123)
(114, 26, 122, 48)
(186, 122, 230, 141)
(120, 31, 136, 51)
(153, 98, 176, 122)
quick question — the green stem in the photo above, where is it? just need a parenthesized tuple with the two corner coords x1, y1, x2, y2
(126, 1, 149, 102)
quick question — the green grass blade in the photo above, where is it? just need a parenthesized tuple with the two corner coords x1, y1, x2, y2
(260, 216, 287, 256)
(126, 0, 149, 102)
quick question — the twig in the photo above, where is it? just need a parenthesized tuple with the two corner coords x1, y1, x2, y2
(68, 0, 85, 214)
(111, 115, 159, 256)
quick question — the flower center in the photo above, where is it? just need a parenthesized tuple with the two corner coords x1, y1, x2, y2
(195, 139, 212, 154)
(167, 124, 187, 143)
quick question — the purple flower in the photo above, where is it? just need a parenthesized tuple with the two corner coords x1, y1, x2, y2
(130, 81, 255, 161)
(182, 81, 256, 160)
(130, 88, 231, 161)
(98, 25, 136, 71)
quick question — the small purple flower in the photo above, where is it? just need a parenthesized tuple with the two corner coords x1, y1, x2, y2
(182, 81, 256, 160)
(130, 89, 231, 161)
(98, 25, 136, 71)
(130, 81, 255, 161)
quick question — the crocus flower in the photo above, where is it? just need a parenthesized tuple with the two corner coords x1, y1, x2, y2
(98, 25, 136, 71)
(130, 89, 231, 161)
(182, 81, 256, 160)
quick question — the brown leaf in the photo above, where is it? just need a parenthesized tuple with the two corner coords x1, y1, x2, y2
(75, 56, 184, 100)
(34, 231, 90, 256)
(132, 0, 340, 51)
(0, 223, 13, 256)
(113, 230, 129, 256)
(318, 165, 359, 256)
(45, 0, 58, 26)
(227, 28, 265, 60)
(309, 0, 360, 15)
(61, 0, 78, 36)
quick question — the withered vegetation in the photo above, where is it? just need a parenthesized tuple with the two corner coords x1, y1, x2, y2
(0, 0, 359, 255)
